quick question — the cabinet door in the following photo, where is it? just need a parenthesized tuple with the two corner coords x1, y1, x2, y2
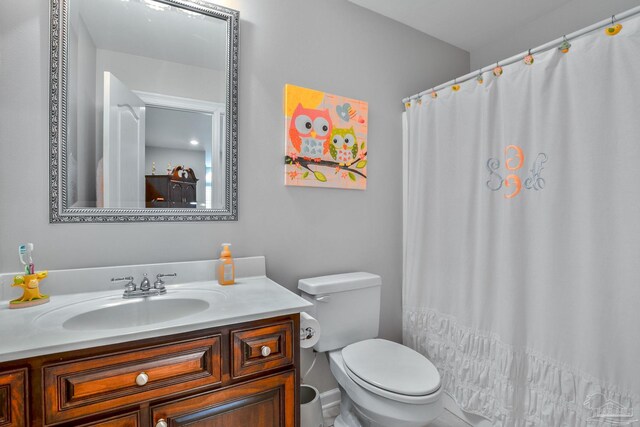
(181, 184, 196, 206)
(78, 411, 139, 427)
(169, 183, 183, 207)
(151, 370, 295, 427)
(0, 368, 27, 427)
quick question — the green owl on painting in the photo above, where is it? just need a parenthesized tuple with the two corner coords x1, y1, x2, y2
(329, 127, 358, 165)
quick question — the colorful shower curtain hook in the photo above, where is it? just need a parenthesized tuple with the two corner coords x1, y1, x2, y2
(452, 79, 461, 92)
(430, 89, 438, 99)
(493, 62, 503, 77)
(606, 15, 623, 36)
(476, 72, 484, 85)
(559, 36, 571, 53)
(524, 49, 534, 65)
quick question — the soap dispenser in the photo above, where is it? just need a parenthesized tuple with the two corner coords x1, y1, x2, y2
(217, 243, 235, 285)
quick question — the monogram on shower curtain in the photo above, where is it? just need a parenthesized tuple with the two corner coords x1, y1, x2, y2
(403, 14, 640, 427)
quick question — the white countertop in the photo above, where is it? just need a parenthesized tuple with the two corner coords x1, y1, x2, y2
(0, 276, 312, 363)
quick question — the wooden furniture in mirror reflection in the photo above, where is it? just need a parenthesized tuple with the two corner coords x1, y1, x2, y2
(146, 166, 199, 208)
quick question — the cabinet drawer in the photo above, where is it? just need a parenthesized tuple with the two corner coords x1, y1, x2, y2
(44, 336, 221, 424)
(151, 370, 295, 427)
(0, 368, 27, 427)
(231, 321, 293, 378)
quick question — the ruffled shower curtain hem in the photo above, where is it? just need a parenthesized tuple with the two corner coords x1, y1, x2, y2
(403, 308, 639, 427)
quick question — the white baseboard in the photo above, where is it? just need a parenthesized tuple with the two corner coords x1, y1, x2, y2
(320, 388, 341, 422)
(442, 392, 492, 427)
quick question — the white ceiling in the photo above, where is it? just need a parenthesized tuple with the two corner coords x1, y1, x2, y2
(145, 106, 212, 158)
(76, 0, 227, 70)
(347, 0, 574, 52)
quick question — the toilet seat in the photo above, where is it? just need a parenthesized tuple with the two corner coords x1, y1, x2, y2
(341, 339, 441, 405)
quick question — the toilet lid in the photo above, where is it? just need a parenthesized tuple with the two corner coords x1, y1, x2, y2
(341, 339, 440, 396)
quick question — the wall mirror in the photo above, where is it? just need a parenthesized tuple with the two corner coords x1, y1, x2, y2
(50, 0, 238, 222)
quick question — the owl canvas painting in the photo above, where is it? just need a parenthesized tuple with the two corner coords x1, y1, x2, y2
(285, 84, 368, 190)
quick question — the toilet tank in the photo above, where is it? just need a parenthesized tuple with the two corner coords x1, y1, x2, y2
(298, 272, 381, 352)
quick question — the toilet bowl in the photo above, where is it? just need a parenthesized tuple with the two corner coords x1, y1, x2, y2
(298, 273, 443, 427)
(329, 341, 443, 427)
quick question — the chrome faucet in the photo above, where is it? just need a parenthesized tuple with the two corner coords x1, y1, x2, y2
(111, 273, 176, 299)
(140, 274, 151, 292)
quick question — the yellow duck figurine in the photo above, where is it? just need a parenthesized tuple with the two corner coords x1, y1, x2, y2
(10, 271, 49, 308)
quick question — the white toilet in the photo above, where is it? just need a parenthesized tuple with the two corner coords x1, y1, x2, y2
(298, 272, 443, 427)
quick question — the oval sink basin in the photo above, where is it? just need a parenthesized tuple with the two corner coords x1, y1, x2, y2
(62, 298, 210, 331)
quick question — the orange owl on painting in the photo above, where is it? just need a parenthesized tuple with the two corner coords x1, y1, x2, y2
(289, 103, 333, 160)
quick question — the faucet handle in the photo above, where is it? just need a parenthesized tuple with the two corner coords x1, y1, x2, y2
(111, 276, 136, 292)
(154, 273, 177, 289)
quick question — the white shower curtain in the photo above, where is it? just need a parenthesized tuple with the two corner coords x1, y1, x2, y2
(403, 14, 640, 427)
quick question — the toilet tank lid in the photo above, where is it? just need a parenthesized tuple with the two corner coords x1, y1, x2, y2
(298, 272, 381, 295)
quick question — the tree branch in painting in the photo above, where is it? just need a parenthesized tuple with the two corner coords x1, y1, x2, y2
(285, 151, 367, 183)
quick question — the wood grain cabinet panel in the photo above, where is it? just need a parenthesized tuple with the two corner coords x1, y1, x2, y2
(150, 370, 295, 427)
(231, 321, 294, 378)
(44, 336, 221, 424)
(0, 368, 27, 427)
(77, 411, 140, 427)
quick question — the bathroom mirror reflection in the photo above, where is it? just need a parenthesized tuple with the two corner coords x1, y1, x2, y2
(51, 0, 238, 221)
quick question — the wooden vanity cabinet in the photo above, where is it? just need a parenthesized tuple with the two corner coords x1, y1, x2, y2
(0, 314, 300, 427)
(0, 368, 28, 427)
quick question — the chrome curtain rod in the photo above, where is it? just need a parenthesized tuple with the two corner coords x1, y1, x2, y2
(402, 5, 640, 104)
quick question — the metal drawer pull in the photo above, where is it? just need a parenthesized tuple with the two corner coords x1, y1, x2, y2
(135, 372, 149, 386)
(156, 419, 168, 427)
(261, 346, 272, 357)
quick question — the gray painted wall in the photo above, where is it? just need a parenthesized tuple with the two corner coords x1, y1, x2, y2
(0, 0, 468, 391)
(470, 0, 640, 69)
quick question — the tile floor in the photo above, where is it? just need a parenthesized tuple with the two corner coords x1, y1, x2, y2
(429, 410, 473, 426)
(324, 409, 472, 426)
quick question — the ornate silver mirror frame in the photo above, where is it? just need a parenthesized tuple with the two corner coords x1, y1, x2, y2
(49, 0, 239, 222)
